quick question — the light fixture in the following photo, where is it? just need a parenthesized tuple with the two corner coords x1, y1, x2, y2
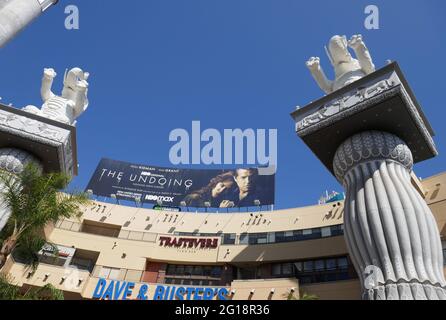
(290, 287, 295, 293)
(43, 273, 50, 281)
(250, 289, 255, 294)
(78, 278, 84, 286)
(231, 289, 236, 295)
(270, 288, 275, 294)
(27, 271, 34, 279)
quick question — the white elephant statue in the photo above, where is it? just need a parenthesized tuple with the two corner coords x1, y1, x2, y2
(306, 34, 375, 94)
(23, 67, 90, 125)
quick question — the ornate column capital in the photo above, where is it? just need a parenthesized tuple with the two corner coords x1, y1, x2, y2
(333, 131, 413, 183)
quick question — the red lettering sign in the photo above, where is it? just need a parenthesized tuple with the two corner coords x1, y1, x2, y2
(158, 236, 219, 249)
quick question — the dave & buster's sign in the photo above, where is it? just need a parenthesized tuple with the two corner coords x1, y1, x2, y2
(86, 158, 275, 208)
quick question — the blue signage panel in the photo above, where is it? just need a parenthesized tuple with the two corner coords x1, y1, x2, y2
(92, 278, 229, 300)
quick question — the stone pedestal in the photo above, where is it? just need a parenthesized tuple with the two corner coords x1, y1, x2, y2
(291, 62, 446, 300)
(0, 103, 78, 230)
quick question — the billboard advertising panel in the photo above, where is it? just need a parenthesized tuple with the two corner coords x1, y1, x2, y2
(86, 158, 274, 208)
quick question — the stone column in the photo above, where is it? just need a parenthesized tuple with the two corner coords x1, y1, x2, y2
(0, 148, 43, 230)
(333, 130, 446, 300)
(0, 0, 58, 48)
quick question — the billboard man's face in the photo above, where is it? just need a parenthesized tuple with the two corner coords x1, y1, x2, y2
(235, 169, 255, 194)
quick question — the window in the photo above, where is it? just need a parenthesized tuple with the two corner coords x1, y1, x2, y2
(238, 267, 258, 280)
(311, 228, 321, 239)
(274, 232, 286, 243)
(303, 261, 313, 272)
(99, 267, 121, 280)
(271, 263, 293, 277)
(176, 265, 184, 275)
(223, 234, 236, 245)
(294, 262, 303, 273)
(321, 227, 331, 237)
(211, 266, 222, 278)
(285, 231, 293, 237)
(236, 224, 345, 245)
(239, 233, 249, 244)
(315, 260, 325, 271)
(272, 264, 282, 276)
(282, 263, 293, 276)
(166, 265, 175, 275)
(257, 234, 268, 244)
(267, 232, 275, 243)
(184, 265, 193, 276)
(203, 266, 212, 276)
(271, 256, 356, 285)
(249, 233, 267, 245)
(192, 266, 202, 276)
(326, 259, 337, 270)
(331, 225, 344, 236)
(337, 257, 348, 269)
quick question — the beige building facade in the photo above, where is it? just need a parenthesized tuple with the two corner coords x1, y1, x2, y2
(2, 171, 445, 300)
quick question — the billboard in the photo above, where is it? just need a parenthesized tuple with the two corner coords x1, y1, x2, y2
(86, 158, 275, 208)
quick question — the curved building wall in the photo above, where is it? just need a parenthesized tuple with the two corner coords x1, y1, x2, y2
(2, 171, 446, 300)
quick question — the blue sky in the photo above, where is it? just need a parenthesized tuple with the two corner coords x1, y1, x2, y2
(0, 0, 445, 209)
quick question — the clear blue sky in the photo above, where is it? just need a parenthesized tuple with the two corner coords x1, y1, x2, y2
(0, 0, 445, 209)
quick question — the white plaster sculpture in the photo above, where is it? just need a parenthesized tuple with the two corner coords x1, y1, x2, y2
(23, 67, 90, 125)
(306, 35, 375, 94)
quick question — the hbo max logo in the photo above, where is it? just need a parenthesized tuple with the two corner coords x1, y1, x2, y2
(145, 195, 174, 203)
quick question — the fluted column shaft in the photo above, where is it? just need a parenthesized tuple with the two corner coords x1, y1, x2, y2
(333, 131, 446, 300)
